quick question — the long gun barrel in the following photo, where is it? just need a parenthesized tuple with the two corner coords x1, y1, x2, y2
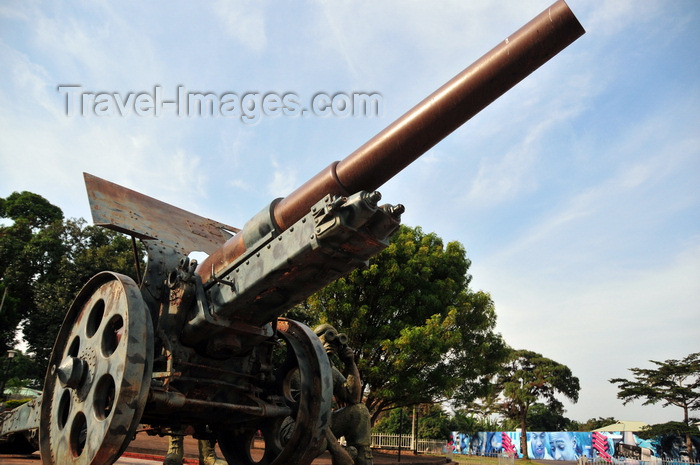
(197, 0, 584, 285)
(2, 4, 585, 462)
(82, 0, 584, 356)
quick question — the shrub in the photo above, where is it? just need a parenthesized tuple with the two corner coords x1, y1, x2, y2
(4, 398, 33, 409)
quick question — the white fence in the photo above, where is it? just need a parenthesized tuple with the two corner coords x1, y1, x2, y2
(588, 459, 700, 465)
(370, 433, 446, 454)
(498, 452, 516, 465)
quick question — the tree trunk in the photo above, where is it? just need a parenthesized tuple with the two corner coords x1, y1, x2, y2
(520, 412, 529, 460)
(685, 406, 694, 458)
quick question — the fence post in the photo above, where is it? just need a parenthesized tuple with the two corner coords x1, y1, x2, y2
(411, 405, 417, 452)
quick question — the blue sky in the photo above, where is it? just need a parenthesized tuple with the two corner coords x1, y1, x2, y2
(1, 1, 698, 425)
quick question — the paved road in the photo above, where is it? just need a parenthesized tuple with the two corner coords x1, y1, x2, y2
(121, 433, 450, 464)
(0, 452, 451, 465)
(0, 433, 451, 465)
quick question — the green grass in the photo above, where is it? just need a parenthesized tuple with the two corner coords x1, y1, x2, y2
(449, 455, 499, 464)
(449, 455, 541, 465)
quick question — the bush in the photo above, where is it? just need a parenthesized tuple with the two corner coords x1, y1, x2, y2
(4, 398, 33, 409)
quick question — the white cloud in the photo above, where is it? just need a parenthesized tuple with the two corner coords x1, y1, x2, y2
(212, 0, 267, 53)
(465, 143, 539, 207)
(480, 229, 700, 423)
(576, 0, 663, 38)
(266, 159, 297, 198)
(0, 40, 61, 119)
(309, 0, 553, 85)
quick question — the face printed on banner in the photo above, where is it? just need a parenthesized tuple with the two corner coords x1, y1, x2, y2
(550, 432, 578, 461)
(530, 432, 547, 459)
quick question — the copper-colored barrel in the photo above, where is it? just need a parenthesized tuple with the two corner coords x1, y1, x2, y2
(198, 0, 584, 284)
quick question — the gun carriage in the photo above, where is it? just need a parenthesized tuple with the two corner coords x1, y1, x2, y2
(0, 2, 584, 464)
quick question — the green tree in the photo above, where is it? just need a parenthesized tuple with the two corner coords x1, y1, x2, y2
(636, 421, 697, 442)
(1, 191, 63, 228)
(23, 219, 141, 377)
(417, 405, 452, 439)
(301, 225, 507, 424)
(0, 191, 64, 353)
(459, 383, 505, 422)
(610, 352, 700, 457)
(526, 402, 573, 431)
(448, 410, 482, 436)
(574, 417, 617, 432)
(1, 190, 143, 383)
(374, 405, 453, 439)
(374, 407, 412, 435)
(0, 350, 43, 389)
(497, 349, 580, 460)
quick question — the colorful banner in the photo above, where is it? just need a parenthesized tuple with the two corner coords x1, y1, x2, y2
(447, 431, 700, 461)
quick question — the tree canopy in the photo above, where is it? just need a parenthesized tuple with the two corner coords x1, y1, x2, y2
(526, 402, 573, 431)
(296, 225, 508, 424)
(373, 404, 486, 440)
(610, 352, 700, 424)
(572, 417, 618, 432)
(497, 349, 580, 459)
(1, 191, 63, 228)
(610, 352, 700, 456)
(1, 191, 141, 383)
(0, 191, 64, 354)
(23, 218, 141, 375)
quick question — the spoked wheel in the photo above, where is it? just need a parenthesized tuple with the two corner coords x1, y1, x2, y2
(39, 272, 153, 465)
(217, 318, 332, 465)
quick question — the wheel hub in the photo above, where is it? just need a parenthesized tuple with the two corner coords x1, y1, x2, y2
(56, 356, 88, 390)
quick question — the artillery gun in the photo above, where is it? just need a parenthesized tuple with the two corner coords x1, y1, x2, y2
(0, 2, 584, 464)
